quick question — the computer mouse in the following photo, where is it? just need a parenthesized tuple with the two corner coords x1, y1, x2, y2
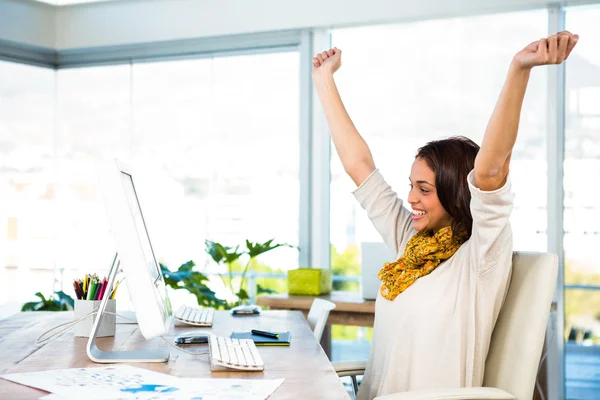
(174, 334, 209, 344)
(230, 304, 262, 315)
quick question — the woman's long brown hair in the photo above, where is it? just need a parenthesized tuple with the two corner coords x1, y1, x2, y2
(416, 136, 480, 239)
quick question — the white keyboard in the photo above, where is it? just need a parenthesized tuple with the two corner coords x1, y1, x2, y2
(209, 335, 265, 371)
(174, 305, 215, 327)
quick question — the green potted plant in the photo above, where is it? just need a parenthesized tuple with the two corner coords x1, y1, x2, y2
(160, 238, 295, 310)
(21, 291, 74, 312)
(205, 238, 295, 307)
(160, 261, 228, 309)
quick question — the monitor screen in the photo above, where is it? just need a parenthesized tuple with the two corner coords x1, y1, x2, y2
(97, 159, 171, 342)
(119, 171, 161, 284)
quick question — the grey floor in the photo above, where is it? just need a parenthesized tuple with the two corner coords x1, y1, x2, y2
(332, 340, 600, 400)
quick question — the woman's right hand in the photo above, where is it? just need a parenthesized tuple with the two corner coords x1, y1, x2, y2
(312, 48, 342, 79)
(512, 31, 578, 71)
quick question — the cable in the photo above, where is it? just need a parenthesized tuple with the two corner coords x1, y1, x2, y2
(36, 309, 98, 344)
(36, 310, 209, 356)
(104, 311, 209, 356)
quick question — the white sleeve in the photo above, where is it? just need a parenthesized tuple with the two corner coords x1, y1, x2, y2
(467, 169, 514, 274)
(352, 169, 415, 256)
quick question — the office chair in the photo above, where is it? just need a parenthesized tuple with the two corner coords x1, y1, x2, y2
(307, 298, 336, 342)
(334, 251, 559, 400)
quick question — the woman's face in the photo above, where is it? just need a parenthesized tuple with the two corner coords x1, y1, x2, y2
(408, 157, 454, 233)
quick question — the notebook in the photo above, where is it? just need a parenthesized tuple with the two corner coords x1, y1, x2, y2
(230, 331, 292, 346)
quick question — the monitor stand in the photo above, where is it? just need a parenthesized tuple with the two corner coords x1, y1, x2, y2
(86, 253, 170, 363)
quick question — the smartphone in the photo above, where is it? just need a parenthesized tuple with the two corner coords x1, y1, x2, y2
(174, 334, 209, 345)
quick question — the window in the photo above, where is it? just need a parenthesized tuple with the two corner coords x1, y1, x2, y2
(0, 61, 55, 311)
(564, 5, 600, 399)
(131, 53, 301, 276)
(0, 50, 301, 312)
(54, 65, 131, 286)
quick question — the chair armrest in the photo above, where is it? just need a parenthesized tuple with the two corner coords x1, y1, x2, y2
(332, 360, 367, 377)
(374, 387, 515, 400)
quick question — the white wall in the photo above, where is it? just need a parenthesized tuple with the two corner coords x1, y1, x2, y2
(0, 0, 54, 48)
(53, 0, 561, 49)
(0, 0, 597, 50)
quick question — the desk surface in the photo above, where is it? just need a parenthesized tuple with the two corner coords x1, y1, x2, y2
(257, 291, 375, 327)
(0, 310, 349, 399)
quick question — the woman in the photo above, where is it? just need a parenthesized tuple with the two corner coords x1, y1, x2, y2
(312, 32, 578, 399)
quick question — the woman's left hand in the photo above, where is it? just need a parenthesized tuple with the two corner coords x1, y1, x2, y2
(513, 31, 579, 70)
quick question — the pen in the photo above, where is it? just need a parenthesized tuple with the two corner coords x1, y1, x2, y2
(87, 278, 98, 300)
(251, 329, 279, 338)
(110, 279, 121, 299)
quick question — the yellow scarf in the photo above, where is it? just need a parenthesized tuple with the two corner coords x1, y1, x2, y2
(378, 226, 466, 301)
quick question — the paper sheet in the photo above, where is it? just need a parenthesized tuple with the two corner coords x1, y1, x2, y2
(178, 377, 284, 400)
(2, 366, 283, 400)
(4, 366, 180, 399)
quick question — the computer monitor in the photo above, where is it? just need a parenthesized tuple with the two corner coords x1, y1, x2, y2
(88, 159, 172, 363)
(360, 242, 393, 300)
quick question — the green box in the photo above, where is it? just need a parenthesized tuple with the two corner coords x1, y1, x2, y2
(287, 268, 332, 295)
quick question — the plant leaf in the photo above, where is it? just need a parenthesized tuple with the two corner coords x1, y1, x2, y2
(224, 245, 241, 264)
(246, 239, 294, 258)
(236, 288, 249, 301)
(160, 263, 180, 289)
(55, 290, 75, 310)
(205, 240, 229, 264)
(179, 260, 195, 271)
(186, 283, 227, 308)
(21, 301, 39, 311)
(257, 284, 278, 295)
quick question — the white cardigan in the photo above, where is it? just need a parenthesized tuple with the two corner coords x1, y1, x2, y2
(353, 169, 514, 400)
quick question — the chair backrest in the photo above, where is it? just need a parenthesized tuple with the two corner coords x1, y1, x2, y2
(484, 252, 558, 400)
(307, 298, 336, 342)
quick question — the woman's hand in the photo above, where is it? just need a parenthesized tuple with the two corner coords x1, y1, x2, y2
(312, 48, 342, 79)
(513, 31, 579, 70)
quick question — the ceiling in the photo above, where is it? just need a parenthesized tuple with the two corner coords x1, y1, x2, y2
(32, 0, 115, 5)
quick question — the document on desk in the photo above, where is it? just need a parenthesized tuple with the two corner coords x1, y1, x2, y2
(2, 366, 180, 399)
(39, 378, 284, 400)
(2, 365, 284, 400)
(176, 377, 284, 400)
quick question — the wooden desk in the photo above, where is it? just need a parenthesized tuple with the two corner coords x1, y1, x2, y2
(257, 291, 375, 327)
(257, 291, 376, 357)
(0, 311, 349, 399)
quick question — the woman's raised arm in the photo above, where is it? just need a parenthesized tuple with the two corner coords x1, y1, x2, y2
(312, 48, 376, 186)
(474, 31, 579, 191)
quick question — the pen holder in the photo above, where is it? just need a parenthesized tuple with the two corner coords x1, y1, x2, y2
(73, 299, 116, 338)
